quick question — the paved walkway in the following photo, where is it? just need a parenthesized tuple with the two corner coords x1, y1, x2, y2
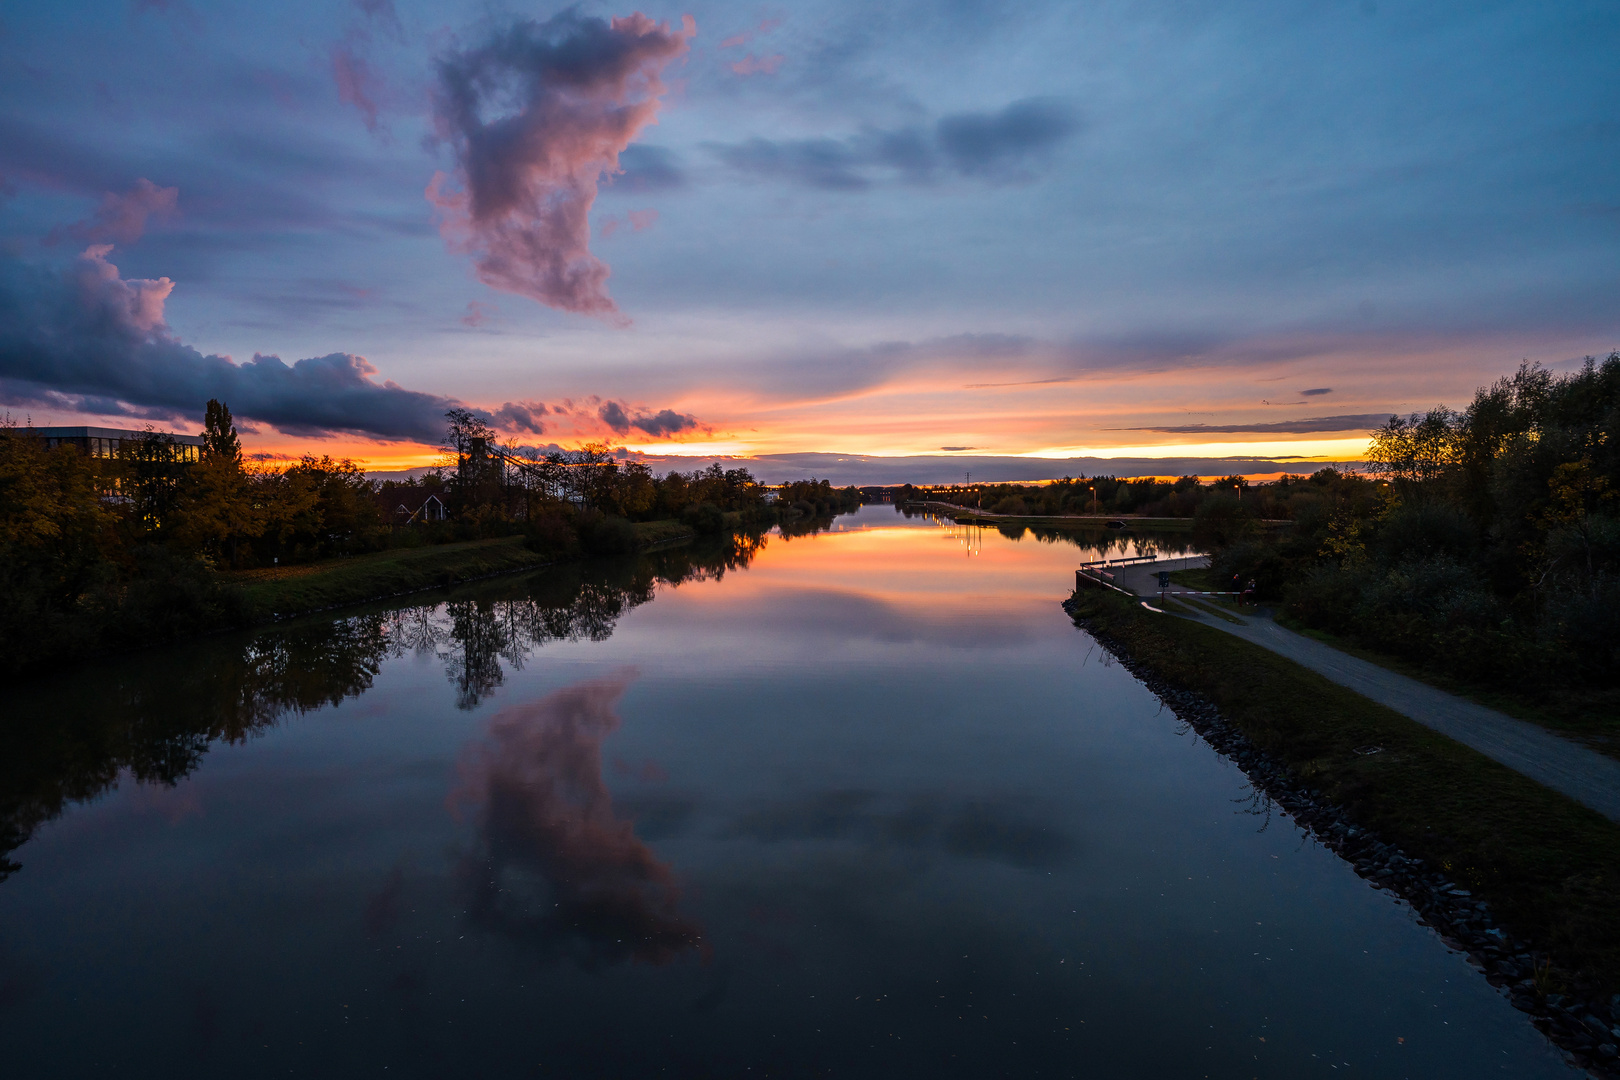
(1102, 557, 1620, 824)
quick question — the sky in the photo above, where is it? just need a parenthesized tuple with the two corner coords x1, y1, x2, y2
(1, 0, 1616, 478)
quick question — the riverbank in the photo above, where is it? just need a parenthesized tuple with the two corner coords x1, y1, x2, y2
(911, 501, 1198, 529)
(1066, 586, 1620, 1073)
(226, 519, 704, 620)
(1165, 569, 1620, 760)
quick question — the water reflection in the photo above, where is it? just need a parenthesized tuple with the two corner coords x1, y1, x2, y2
(728, 791, 1069, 869)
(448, 675, 704, 967)
(0, 531, 773, 884)
(898, 505, 1199, 557)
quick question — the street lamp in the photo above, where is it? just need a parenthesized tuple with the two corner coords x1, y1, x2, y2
(1089, 485, 1097, 514)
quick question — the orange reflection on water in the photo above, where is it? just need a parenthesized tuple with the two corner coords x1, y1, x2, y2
(679, 517, 1165, 611)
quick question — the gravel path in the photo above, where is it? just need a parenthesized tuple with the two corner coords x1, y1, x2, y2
(1104, 556, 1620, 824)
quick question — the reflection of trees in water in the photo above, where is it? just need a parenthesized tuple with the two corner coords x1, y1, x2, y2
(899, 505, 1200, 558)
(1023, 525, 1201, 558)
(448, 675, 704, 967)
(0, 535, 769, 883)
(0, 615, 393, 881)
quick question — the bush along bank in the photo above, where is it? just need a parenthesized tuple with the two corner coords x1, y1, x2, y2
(208, 505, 856, 629)
(1064, 588, 1620, 1076)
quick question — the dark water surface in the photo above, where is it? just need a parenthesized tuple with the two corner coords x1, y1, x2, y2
(0, 507, 1572, 1078)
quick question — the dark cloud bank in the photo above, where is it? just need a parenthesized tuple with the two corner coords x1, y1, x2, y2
(0, 246, 695, 443)
(0, 247, 456, 440)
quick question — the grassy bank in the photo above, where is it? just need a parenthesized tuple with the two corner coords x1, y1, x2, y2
(226, 518, 721, 619)
(945, 510, 1197, 530)
(1068, 586, 1620, 995)
(1166, 567, 1620, 759)
(1271, 613, 1620, 763)
(634, 518, 700, 547)
(226, 535, 551, 618)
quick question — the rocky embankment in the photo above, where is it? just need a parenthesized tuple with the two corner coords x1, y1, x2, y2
(1064, 596, 1620, 1077)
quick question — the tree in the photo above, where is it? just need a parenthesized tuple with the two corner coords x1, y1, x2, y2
(202, 399, 241, 462)
(1365, 407, 1461, 490)
(175, 399, 257, 565)
(173, 452, 261, 566)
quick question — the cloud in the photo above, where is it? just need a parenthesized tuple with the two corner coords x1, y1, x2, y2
(597, 399, 699, 437)
(729, 54, 784, 77)
(353, 0, 402, 39)
(491, 399, 548, 434)
(332, 43, 384, 133)
(1300, 387, 1333, 396)
(0, 247, 461, 441)
(44, 178, 179, 246)
(629, 407, 697, 437)
(936, 99, 1077, 178)
(447, 676, 705, 967)
(719, 17, 782, 50)
(708, 98, 1077, 190)
(1108, 414, 1393, 435)
(461, 299, 493, 326)
(609, 144, 685, 192)
(598, 400, 632, 433)
(711, 136, 874, 191)
(427, 11, 695, 317)
(599, 207, 658, 238)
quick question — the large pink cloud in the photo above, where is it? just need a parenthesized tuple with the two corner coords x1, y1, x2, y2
(428, 11, 694, 319)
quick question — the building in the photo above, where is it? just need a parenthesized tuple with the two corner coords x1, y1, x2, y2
(379, 490, 448, 525)
(31, 426, 204, 461)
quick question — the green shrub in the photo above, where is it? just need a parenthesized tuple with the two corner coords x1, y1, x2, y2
(577, 512, 640, 556)
(681, 501, 726, 535)
(523, 507, 580, 558)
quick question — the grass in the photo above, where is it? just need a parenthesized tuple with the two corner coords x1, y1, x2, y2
(227, 535, 552, 618)
(226, 518, 711, 621)
(1169, 567, 1230, 592)
(634, 519, 698, 546)
(1069, 586, 1620, 995)
(1271, 611, 1620, 762)
(953, 512, 1197, 530)
(1168, 566, 1619, 758)
(1174, 594, 1245, 624)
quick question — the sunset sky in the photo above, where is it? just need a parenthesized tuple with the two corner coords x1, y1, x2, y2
(2, 0, 1616, 478)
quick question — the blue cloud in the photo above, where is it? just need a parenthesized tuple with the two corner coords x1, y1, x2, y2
(707, 98, 1078, 190)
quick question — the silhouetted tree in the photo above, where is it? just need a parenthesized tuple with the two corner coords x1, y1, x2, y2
(202, 398, 241, 462)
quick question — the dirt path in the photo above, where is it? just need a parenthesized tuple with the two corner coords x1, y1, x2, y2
(1105, 557, 1620, 823)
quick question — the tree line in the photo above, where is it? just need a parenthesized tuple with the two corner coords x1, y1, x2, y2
(0, 401, 863, 674)
(893, 472, 1285, 527)
(1208, 355, 1619, 688)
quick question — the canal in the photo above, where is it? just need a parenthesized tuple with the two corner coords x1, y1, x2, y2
(0, 505, 1573, 1077)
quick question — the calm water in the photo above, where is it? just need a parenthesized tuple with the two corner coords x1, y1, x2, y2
(0, 507, 1571, 1078)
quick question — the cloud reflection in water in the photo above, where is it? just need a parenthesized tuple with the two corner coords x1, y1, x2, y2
(448, 675, 704, 968)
